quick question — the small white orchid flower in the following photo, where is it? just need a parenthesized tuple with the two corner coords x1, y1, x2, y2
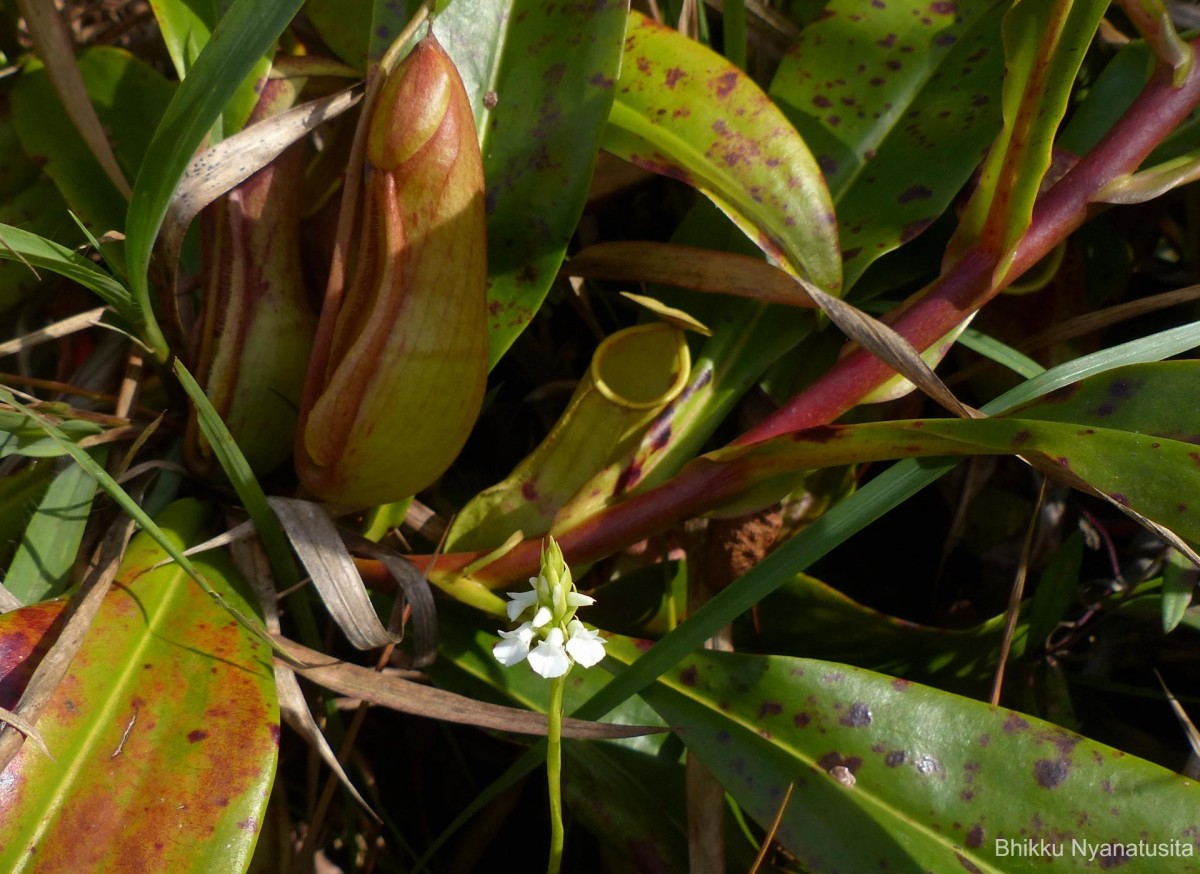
(493, 622, 536, 666)
(493, 536, 607, 677)
(505, 578, 541, 622)
(528, 627, 572, 678)
(565, 619, 606, 668)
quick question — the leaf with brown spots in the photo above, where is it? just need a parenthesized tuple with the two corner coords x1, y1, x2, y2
(433, 0, 628, 366)
(0, 499, 278, 873)
(613, 639, 1200, 872)
(688, 362, 1200, 550)
(604, 12, 841, 293)
(770, 0, 1008, 288)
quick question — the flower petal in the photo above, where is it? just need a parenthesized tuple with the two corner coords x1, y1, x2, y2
(527, 627, 571, 678)
(493, 622, 535, 667)
(530, 605, 554, 628)
(565, 619, 606, 668)
(505, 587, 539, 622)
(566, 592, 595, 609)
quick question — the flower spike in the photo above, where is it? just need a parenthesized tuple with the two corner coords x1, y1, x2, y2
(492, 536, 606, 676)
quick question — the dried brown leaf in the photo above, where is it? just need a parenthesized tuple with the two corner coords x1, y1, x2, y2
(270, 497, 400, 651)
(567, 241, 816, 308)
(274, 636, 665, 740)
(0, 307, 110, 359)
(340, 530, 438, 668)
(803, 281, 978, 420)
(159, 86, 362, 285)
(229, 533, 377, 818)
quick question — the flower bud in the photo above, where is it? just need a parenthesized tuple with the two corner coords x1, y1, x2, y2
(296, 36, 488, 506)
(541, 537, 571, 595)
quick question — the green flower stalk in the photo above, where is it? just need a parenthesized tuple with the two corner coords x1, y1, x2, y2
(296, 35, 488, 506)
(493, 537, 606, 873)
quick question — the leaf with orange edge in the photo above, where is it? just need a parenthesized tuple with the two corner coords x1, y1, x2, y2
(0, 499, 278, 873)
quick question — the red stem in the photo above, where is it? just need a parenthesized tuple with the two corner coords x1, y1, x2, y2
(411, 41, 1200, 587)
(741, 44, 1200, 443)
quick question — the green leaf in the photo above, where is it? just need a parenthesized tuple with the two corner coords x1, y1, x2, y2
(12, 46, 176, 233)
(125, 0, 306, 359)
(1160, 548, 1195, 634)
(0, 388, 275, 646)
(1058, 42, 1152, 156)
(434, 0, 627, 365)
(958, 326, 1046, 379)
(945, 0, 1109, 282)
(173, 361, 300, 585)
(304, 0, 372, 68)
(563, 741, 691, 870)
(0, 224, 136, 324)
(769, 0, 1008, 289)
(0, 103, 71, 313)
(0, 461, 55, 569)
(5, 449, 105, 604)
(568, 320, 1200, 725)
(150, 0, 218, 76)
(302, 0, 425, 69)
(0, 499, 279, 872)
(149, 0, 270, 133)
(1002, 360, 1200, 439)
(694, 362, 1200, 547)
(0, 409, 104, 459)
(628, 644, 1200, 872)
(1028, 531, 1084, 649)
(744, 572, 1022, 696)
(605, 11, 840, 292)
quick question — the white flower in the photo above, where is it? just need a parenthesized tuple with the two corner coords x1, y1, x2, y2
(493, 536, 605, 677)
(565, 619, 606, 668)
(493, 622, 536, 666)
(505, 578, 541, 622)
(567, 592, 595, 609)
(527, 627, 572, 678)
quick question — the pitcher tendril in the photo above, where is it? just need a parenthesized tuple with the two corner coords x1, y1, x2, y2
(493, 536, 607, 678)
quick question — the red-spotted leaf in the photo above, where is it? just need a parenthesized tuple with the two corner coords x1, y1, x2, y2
(0, 499, 278, 872)
(769, 0, 1008, 288)
(605, 11, 840, 292)
(622, 642, 1200, 872)
(435, 0, 627, 366)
